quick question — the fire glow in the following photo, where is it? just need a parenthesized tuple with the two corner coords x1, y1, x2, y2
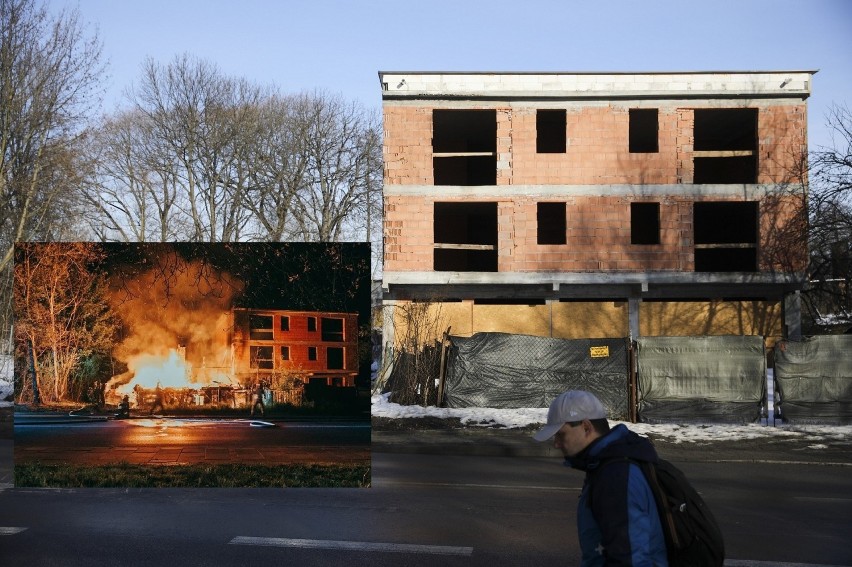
(104, 256, 243, 404)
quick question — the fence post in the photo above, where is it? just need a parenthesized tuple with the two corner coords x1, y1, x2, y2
(436, 328, 451, 408)
(628, 340, 636, 422)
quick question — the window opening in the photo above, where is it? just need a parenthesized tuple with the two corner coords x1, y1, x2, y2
(249, 315, 273, 340)
(631, 202, 660, 245)
(250, 346, 274, 369)
(321, 317, 344, 342)
(433, 110, 497, 185)
(327, 347, 344, 370)
(280, 346, 290, 361)
(693, 109, 757, 184)
(280, 316, 289, 331)
(629, 109, 658, 153)
(693, 201, 758, 272)
(307, 346, 317, 361)
(537, 109, 566, 153)
(537, 202, 567, 245)
(434, 202, 498, 271)
(307, 316, 317, 332)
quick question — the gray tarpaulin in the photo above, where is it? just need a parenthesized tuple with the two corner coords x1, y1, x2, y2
(637, 336, 765, 423)
(444, 333, 629, 419)
(774, 335, 852, 424)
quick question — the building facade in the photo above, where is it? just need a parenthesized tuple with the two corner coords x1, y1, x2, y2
(232, 309, 359, 387)
(379, 71, 814, 349)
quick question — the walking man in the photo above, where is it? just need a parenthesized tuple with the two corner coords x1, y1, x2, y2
(533, 390, 668, 566)
(149, 382, 165, 415)
(250, 380, 266, 417)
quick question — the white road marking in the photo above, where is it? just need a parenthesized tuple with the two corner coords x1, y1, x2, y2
(229, 536, 473, 556)
(0, 527, 27, 535)
(792, 496, 852, 503)
(726, 561, 851, 567)
(376, 480, 581, 491)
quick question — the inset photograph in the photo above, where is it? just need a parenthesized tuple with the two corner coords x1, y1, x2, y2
(13, 242, 371, 488)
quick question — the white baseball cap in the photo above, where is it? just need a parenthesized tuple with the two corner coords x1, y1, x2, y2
(532, 390, 608, 442)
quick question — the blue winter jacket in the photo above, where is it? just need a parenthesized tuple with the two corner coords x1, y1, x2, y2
(565, 424, 668, 567)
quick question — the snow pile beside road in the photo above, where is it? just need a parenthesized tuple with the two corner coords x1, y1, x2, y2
(0, 354, 12, 407)
(372, 393, 852, 444)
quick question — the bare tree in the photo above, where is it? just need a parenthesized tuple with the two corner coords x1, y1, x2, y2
(0, 0, 104, 339)
(812, 103, 852, 201)
(289, 91, 382, 242)
(82, 109, 186, 241)
(241, 94, 309, 241)
(129, 54, 262, 242)
(14, 242, 119, 403)
(804, 103, 852, 329)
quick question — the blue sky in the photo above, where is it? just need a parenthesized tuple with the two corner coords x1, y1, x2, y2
(59, 0, 851, 150)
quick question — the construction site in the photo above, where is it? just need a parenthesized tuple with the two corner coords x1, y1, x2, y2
(375, 71, 851, 424)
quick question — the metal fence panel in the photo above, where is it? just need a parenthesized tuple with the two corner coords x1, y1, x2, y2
(637, 336, 765, 423)
(445, 333, 629, 419)
(774, 335, 852, 424)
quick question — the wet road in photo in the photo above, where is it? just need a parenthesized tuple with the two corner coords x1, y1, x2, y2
(13, 415, 370, 465)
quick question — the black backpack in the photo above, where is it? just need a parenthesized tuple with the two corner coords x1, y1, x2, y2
(595, 457, 725, 567)
(637, 458, 725, 567)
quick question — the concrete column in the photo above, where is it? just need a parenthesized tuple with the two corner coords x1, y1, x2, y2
(783, 291, 802, 340)
(628, 297, 641, 341)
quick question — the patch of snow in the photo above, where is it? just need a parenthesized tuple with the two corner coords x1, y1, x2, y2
(372, 393, 852, 445)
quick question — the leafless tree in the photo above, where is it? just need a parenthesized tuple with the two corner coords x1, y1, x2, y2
(0, 0, 104, 342)
(82, 109, 186, 241)
(128, 54, 262, 242)
(288, 91, 382, 242)
(804, 103, 852, 329)
(240, 94, 309, 241)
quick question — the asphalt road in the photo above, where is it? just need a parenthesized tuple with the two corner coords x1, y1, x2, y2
(1, 408, 850, 566)
(2, 438, 851, 566)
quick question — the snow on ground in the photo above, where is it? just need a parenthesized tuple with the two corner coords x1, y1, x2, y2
(372, 393, 852, 445)
(0, 355, 12, 407)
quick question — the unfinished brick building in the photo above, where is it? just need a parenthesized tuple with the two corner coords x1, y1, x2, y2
(232, 309, 359, 387)
(379, 71, 814, 349)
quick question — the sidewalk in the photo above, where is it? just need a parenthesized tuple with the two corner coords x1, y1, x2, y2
(372, 427, 852, 466)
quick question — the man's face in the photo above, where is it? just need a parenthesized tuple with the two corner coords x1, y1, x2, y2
(552, 421, 591, 457)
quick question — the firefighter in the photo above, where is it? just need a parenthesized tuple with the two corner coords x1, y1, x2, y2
(250, 380, 266, 417)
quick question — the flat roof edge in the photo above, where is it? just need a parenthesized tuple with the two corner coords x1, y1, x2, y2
(378, 70, 820, 77)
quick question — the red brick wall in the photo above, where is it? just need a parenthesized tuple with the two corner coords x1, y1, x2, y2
(381, 103, 807, 186)
(232, 310, 359, 379)
(383, 194, 807, 273)
(382, 100, 807, 275)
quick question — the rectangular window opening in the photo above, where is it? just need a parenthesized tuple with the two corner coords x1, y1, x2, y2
(307, 317, 317, 332)
(537, 109, 566, 153)
(434, 202, 498, 271)
(248, 315, 273, 340)
(631, 202, 660, 245)
(433, 109, 497, 185)
(250, 346, 274, 369)
(280, 346, 290, 361)
(693, 201, 758, 272)
(327, 347, 344, 370)
(321, 317, 344, 342)
(629, 109, 658, 153)
(280, 316, 289, 332)
(537, 202, 567, 245)
(307, 346, 317, 361)
(693, 108, 758, 184)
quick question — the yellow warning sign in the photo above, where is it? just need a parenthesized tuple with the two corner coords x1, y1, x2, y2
(590, 346, 609, 358)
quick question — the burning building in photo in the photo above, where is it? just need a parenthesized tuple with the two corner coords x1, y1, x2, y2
(98, 243, 368, 410)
